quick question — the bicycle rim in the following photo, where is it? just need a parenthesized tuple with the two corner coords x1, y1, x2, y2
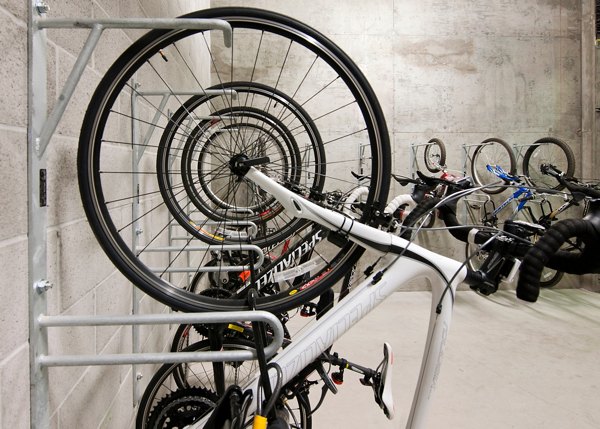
(470, 138, 516, 194)
(522, 137, 575, 191)
(423, 138, 446, 173)
(78, 7, 391, 312)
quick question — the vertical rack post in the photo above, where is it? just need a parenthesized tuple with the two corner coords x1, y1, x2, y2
(26, 13, 234, 428)
(28, 2, 50, 427)
(130, 81, 143, 406)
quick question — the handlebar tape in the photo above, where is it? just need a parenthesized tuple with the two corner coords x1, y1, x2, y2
(399, 197, 440, 240)
(435, 198, 495, 245)
(516, 218, 600, 302)
(400, 195, 495, 245)
(541, 164, 600, 199)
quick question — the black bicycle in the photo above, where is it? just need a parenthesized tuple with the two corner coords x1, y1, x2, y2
(516, 165, 600, 302)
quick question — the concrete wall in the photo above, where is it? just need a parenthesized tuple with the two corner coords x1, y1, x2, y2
(0, 1, 208, 428)
(211, 0, 587, 289)
(211, 0, 583, 178)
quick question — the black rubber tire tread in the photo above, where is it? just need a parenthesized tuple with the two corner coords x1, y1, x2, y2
(522, 137, 575, 191)
(77, 7, 391, 313)
(470, 137, 517, 195)
(424, 138, 447, 173)
(517, 218, 600, 302)
(400, 197, 440, 240)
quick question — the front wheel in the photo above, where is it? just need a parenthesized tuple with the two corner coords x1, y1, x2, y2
(470, 138, 516, 194)
(77, 7, 391, 313)
(522, 137, 575, 191)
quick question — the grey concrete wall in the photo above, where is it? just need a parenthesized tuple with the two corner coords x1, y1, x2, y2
(210, 0, 582, 177)
(211, 0, 586, 290)
(0, 1, 208, 428)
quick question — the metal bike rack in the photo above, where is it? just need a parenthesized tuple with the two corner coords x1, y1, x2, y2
(409, 142, 437, 177)
(26, 4, 283, 428)
(461, 142, 484, 178)
(37, 311, 284, 367)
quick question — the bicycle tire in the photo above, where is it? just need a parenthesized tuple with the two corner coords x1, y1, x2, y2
(78, 7, 391, 313)
(399, 197, 440, 240)
(423, 138, 447, 173)
(522, 137, 575, 191)
(137, 338, 256, 428)
(470, 138, 516, 194)
(136, 338, 311, 429)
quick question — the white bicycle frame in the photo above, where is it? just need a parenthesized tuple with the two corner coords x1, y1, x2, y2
(191, 167, 467, 429)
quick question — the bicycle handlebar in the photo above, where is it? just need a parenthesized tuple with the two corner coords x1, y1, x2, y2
(515, 165, 600, 302)
(391, 173, 421, 187)
(516, 217, 600, 302)
(540, 163, 600, 199)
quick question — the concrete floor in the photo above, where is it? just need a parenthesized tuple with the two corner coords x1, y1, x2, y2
(288, 289, 600, 428)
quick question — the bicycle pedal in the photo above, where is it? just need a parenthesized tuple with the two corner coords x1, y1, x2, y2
(331, 371, 344, 385)
(315, 360, 338, 394)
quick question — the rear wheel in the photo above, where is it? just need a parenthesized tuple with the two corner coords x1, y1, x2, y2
(136, 338, 311, 428)
(78, 7, 391, 312)
(136, 338, 256, 428)
(423, 138, 446, 173)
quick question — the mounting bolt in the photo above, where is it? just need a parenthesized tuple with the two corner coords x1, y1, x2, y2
(34, 279, 53, 293)
(135, 227, 143, 236)
(35, 1, 50, 14)
(136, 372, 143, 381)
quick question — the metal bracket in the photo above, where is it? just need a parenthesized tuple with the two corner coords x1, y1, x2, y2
(27, 6, 234, 428)
(33, 280, 53, 293)
(36, 311, 284, 367)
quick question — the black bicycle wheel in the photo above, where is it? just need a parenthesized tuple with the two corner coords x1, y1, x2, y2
(522, 137, 575, 191)
(136, 338, 311, 429)
(470, 137, 516, 194)
(423, 138, 446, 173)
(78, 7, 391, 312)
(399, 197, 439, 240)
(137, 338, 257, 428)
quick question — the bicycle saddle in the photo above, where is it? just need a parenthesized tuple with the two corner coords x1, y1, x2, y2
(374, 342, 395, 420)
(391, 173, 421, 187)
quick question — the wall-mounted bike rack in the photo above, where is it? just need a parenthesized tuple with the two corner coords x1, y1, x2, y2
(27, 3, 284, 428)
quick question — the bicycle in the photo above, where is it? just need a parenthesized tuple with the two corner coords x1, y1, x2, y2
(155, 161, 506, 429)
(397, 166, 588, 294)
(517, 164, 600, 302)
(469, 136, 575, 193)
